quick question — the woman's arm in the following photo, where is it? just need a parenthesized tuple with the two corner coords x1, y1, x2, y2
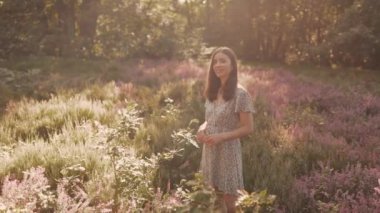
(204, 112, 253, 144)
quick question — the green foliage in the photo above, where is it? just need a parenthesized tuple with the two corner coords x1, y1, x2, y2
(155, 126, 201, 192)
(0, 139, 107, 189)
(0, 78, 206, 209)
(1, 0, 380, 68)
(0, 0, 47, 57)
(83, 81, 121, 102)
(136, 97, 183, 154)
(173, 173, 218, 212)
(241, 94, 293, 202)
(107, 102, 143, 145)
(204, 0, 380, 68)
(97, 0, 204, 58)
(108, 145, 158, 211)
(236, 189, 276, 213)
(147, 172, 219, 212)
(0, 93, 117, 141)
(0, 83, 14, 113)
(132, 81, 203, 155)
(171, 128, 199, 149)
(0, 0, 204, 59)
(323, 0, 380, 68)
(0, 126, 15, 145)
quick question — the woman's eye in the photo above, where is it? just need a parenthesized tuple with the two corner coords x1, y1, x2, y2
(214, 59, 226, 65)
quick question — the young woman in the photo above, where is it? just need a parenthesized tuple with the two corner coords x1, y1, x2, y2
(196, 47, 254, 212)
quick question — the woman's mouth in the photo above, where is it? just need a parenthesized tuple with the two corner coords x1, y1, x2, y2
(214, 69, 223, 75)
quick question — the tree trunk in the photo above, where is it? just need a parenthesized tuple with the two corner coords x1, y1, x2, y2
(55, 0, 76, 56)
(78, 0, 100, 56)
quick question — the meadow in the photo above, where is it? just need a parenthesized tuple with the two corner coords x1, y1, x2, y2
(0, 57, 379, 212)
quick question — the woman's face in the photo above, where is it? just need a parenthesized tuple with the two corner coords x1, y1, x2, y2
(212, 52, 232, 81)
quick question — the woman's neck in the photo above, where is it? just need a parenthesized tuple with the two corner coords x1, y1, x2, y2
(220, 77, 228, 87)
(217, 88, 224, 103)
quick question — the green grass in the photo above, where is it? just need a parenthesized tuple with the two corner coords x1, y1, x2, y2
(0, 136, 108, 187)
(289, 64, 380, 94)
(0, 94, 117, 142)
(0, 56, 107, 74)
(243, 61, 380, 95)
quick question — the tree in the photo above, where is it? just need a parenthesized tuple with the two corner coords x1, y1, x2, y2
(0, 0, 48, 57)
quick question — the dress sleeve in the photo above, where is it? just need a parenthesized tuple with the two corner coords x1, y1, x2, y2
(234, 89, 255, 113)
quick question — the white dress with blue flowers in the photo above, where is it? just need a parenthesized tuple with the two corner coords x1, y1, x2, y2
(201, 87, 255, 195)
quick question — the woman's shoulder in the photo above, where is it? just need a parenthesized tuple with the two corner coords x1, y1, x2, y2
(234, 84, 255, 113)
(235, 85, 249, 96)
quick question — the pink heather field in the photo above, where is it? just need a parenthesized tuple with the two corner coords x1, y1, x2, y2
(0, 58, 379, 212)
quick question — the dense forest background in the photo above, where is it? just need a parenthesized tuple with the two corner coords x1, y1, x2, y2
(1, 0, 380, 69)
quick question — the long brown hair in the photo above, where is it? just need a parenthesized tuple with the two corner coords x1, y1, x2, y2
(204, 47, 238, 102)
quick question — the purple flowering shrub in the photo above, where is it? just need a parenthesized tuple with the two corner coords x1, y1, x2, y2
(0, 166, 110, 212)
(239, 67, 380, 210)
(245, 68, 380, 168)
(0, 167, 55, 212)
(289, 163, 380, 212)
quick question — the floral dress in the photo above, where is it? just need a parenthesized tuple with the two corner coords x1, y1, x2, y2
(200, 87, 255, 195)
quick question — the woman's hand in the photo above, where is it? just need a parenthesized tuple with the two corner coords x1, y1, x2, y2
(196, 130, 208, 144)
(203, 133, 225, 145)
(196, 122, 226, 145)
(196, 122, 208, 144)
